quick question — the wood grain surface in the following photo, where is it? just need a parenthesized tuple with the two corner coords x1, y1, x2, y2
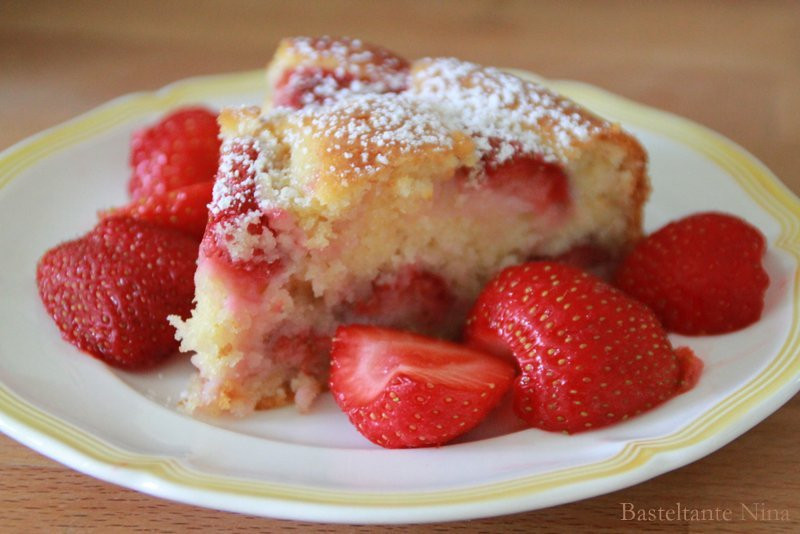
(1, 1, 798, 532)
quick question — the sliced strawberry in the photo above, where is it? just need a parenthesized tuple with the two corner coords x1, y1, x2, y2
(465, 262, 700, 433)
(129, 107, 220, 200)
(102, 181, 212, 239)
(615, 212, 769, 335)
(36, 217, 198, 369)
(329, 325, 515, 448)
(353, 268, 455, 335)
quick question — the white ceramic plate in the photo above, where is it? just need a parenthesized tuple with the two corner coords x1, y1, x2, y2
(1, 71, 798, 524)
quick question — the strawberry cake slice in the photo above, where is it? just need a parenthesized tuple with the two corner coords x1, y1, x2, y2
(170, 37, 649, 415)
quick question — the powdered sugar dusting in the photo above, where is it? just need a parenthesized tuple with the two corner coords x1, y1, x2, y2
(279, 36, 408, 106)
(272, 40, 605, 169)
(283, 92, 455, 178)
(207, 137, 281, 262)
(211, 40, 613, 260)
(215, 210, 279, 263)
(410, 58, 603, 164)
(209, 137, 264, 216)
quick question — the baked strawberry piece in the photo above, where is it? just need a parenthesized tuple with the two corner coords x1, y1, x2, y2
(478, 142, 570, 220)
(267, 36, 409, 110)
(465, 262, 701, 433)
(330, 325, 515, 448)
(129, 106, 220, 200)
(36, 218, 198, 369)
(615, 212, 769, 335)
(272, 67, 357, 109)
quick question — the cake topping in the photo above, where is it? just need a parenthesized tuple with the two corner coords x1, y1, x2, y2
(271, 37, 409, 109)
(410, 58, 603, 164)
(261, 47, 611, 199)
(209, 137, 264, 216)
(213, 38, 621, 252)
(287, 36, 409, 92)
(285, 92, 456, 178)
(208, 137, 282, 264)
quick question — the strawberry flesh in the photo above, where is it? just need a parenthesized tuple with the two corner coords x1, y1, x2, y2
(330, 325, 515, 448)
(465, 262, 699, 433)
(201, 138, 282, 283)
(483, 152, 570, 216)
(36, 218, 198, 369)
(271, 39, 410, 109)
(615, 212, 769, 335)
(273, 67, 356, 109)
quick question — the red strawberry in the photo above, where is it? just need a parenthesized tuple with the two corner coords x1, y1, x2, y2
(329, 325, 515, 448)
(675, 346, 703, 393)
(465, 262, 700, 433)
(202, 138, 276, 268)
(102, 181, 212, 239)
(273, 67, 356, 109)
(129, 107, 220, 200)
(36, 217, 198, 370)
(271, 38, 409, 109)
(206, 138, 261, 226)
(353, 268, 455, 335)
(484, 153, 570, 215)
(615, 212, 769, 335)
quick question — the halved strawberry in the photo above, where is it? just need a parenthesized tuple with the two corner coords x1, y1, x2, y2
(36, 217, 198, 369)
(615, 212, 769, 335)
(129, 107, 220, 200)
(102, 181, 212, 239)
(329, 325, 515, 448)
(465, 262, 701, 433)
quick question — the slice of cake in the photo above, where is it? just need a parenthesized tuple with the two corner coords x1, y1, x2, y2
(170, 37, 649, 416)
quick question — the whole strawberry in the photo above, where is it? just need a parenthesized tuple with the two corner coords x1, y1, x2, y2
(36, 218, 198, 369)
(615, 212, 769, 335)
(129, 107, 220, 200)
(465, 262, 700, 433)
(330, 325, 515, 448)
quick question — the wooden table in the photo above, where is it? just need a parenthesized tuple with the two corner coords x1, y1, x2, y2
(2, 1, 798, 531)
